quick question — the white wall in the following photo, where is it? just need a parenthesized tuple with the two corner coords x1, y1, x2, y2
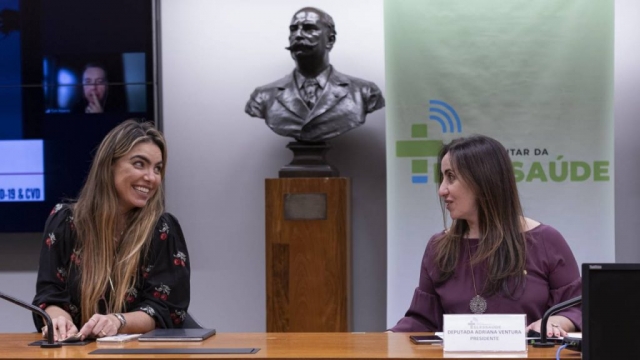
(1, 0, 639, 333)
(614, 0, 640, 262)
(0, 233, 42, 332)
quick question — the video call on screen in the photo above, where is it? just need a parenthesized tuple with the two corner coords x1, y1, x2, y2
(0, 0, 157, 232)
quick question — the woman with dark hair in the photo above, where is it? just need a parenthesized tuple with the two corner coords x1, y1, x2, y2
(390, 135, 581, 338)
(33, 120, 190, 341)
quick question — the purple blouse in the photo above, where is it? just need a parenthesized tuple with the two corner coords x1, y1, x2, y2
(391, 224, 581, 332)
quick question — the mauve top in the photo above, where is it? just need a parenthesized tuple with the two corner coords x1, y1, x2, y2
(391, 224, 581, 332)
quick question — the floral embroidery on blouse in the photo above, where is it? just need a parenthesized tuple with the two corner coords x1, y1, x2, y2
(31, 203, 191, 331)
(171, 309, 186, 325)
(159, 222, 169, 240)
(45, 233, 56, 249)
(50, 203, 63, 215)
(153, 284, 171, 301)
(139, 305, 156, 317)
(141, 265, 154, 279)
(173, 251, 187, 267)
(56, 267, 67, 282)
(126, 288, 138, 303)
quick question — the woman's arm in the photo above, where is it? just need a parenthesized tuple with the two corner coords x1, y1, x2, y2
(33, 204, 80, 333)
(131, 213, 191, 328)
(389, 234, 443, 332)
(115, 311, 155, 334)
(538, 225, 582, 331)
(78, 311, 155, 338)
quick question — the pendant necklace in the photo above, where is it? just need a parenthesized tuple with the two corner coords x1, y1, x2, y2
(467, 239, 487, 314)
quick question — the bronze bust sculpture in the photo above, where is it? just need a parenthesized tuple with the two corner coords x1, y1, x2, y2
(245, 7, 385, 143)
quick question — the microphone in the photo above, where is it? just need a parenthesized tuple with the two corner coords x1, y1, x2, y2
(0, 291, 61, 348)
(532, 296, 581, 348)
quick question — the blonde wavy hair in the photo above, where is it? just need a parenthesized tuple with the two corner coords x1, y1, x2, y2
(73, 119, 167, 324)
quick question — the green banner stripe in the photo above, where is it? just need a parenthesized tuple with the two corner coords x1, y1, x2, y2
(411, 124, 428, 138)
(396, 140, 443, 157)
(412, 159, 428, 173)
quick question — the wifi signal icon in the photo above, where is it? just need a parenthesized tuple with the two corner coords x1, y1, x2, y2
(429, 100, 461, 133)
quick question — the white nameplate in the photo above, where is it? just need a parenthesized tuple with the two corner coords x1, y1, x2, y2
(443, 314, 527, 353)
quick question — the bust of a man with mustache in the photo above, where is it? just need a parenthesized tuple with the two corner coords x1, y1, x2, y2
(245, 7, 385, 143)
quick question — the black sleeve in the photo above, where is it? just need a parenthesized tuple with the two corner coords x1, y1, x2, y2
(133, 213, 191, 328)
(32, 204, 78, 330)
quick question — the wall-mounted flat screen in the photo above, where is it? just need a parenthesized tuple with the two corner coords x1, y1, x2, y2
(0, 0, 158, 232)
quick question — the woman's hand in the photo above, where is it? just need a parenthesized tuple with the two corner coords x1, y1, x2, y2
(78, 314, 120, 339)
(526, 315, 575, 338)
(42, 315, 78, 342)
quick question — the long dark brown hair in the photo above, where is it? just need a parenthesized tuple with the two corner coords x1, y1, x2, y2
(73, 120, 167, 324)
(433, 135, 526, 297)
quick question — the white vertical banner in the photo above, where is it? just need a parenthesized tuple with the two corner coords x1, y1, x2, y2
(385, 0, 614, 326)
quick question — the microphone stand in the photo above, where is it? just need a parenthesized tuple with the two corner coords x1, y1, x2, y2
(533, 296, 581, 348)
(0, 291, 62, 348)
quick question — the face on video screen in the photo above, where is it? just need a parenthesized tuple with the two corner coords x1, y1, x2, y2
(82, 66, 108, 105)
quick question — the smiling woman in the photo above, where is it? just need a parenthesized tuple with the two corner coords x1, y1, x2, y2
(32, 120, 190, 343)
(390, 135, 581, 339)
(113, 142, 163, 213)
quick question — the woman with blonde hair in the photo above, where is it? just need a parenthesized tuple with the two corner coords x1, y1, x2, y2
(33, 120, 190, 341)
(391, 135, 581, 338)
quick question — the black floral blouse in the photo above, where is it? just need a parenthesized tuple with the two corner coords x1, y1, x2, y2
(32, 203, 190, 330)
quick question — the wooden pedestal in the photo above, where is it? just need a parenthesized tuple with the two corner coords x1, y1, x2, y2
(265, 178, 351, 332)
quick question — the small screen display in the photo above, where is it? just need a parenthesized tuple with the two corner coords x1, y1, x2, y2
(583, 264, 640, 360)
(0, 0, 157, 232)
